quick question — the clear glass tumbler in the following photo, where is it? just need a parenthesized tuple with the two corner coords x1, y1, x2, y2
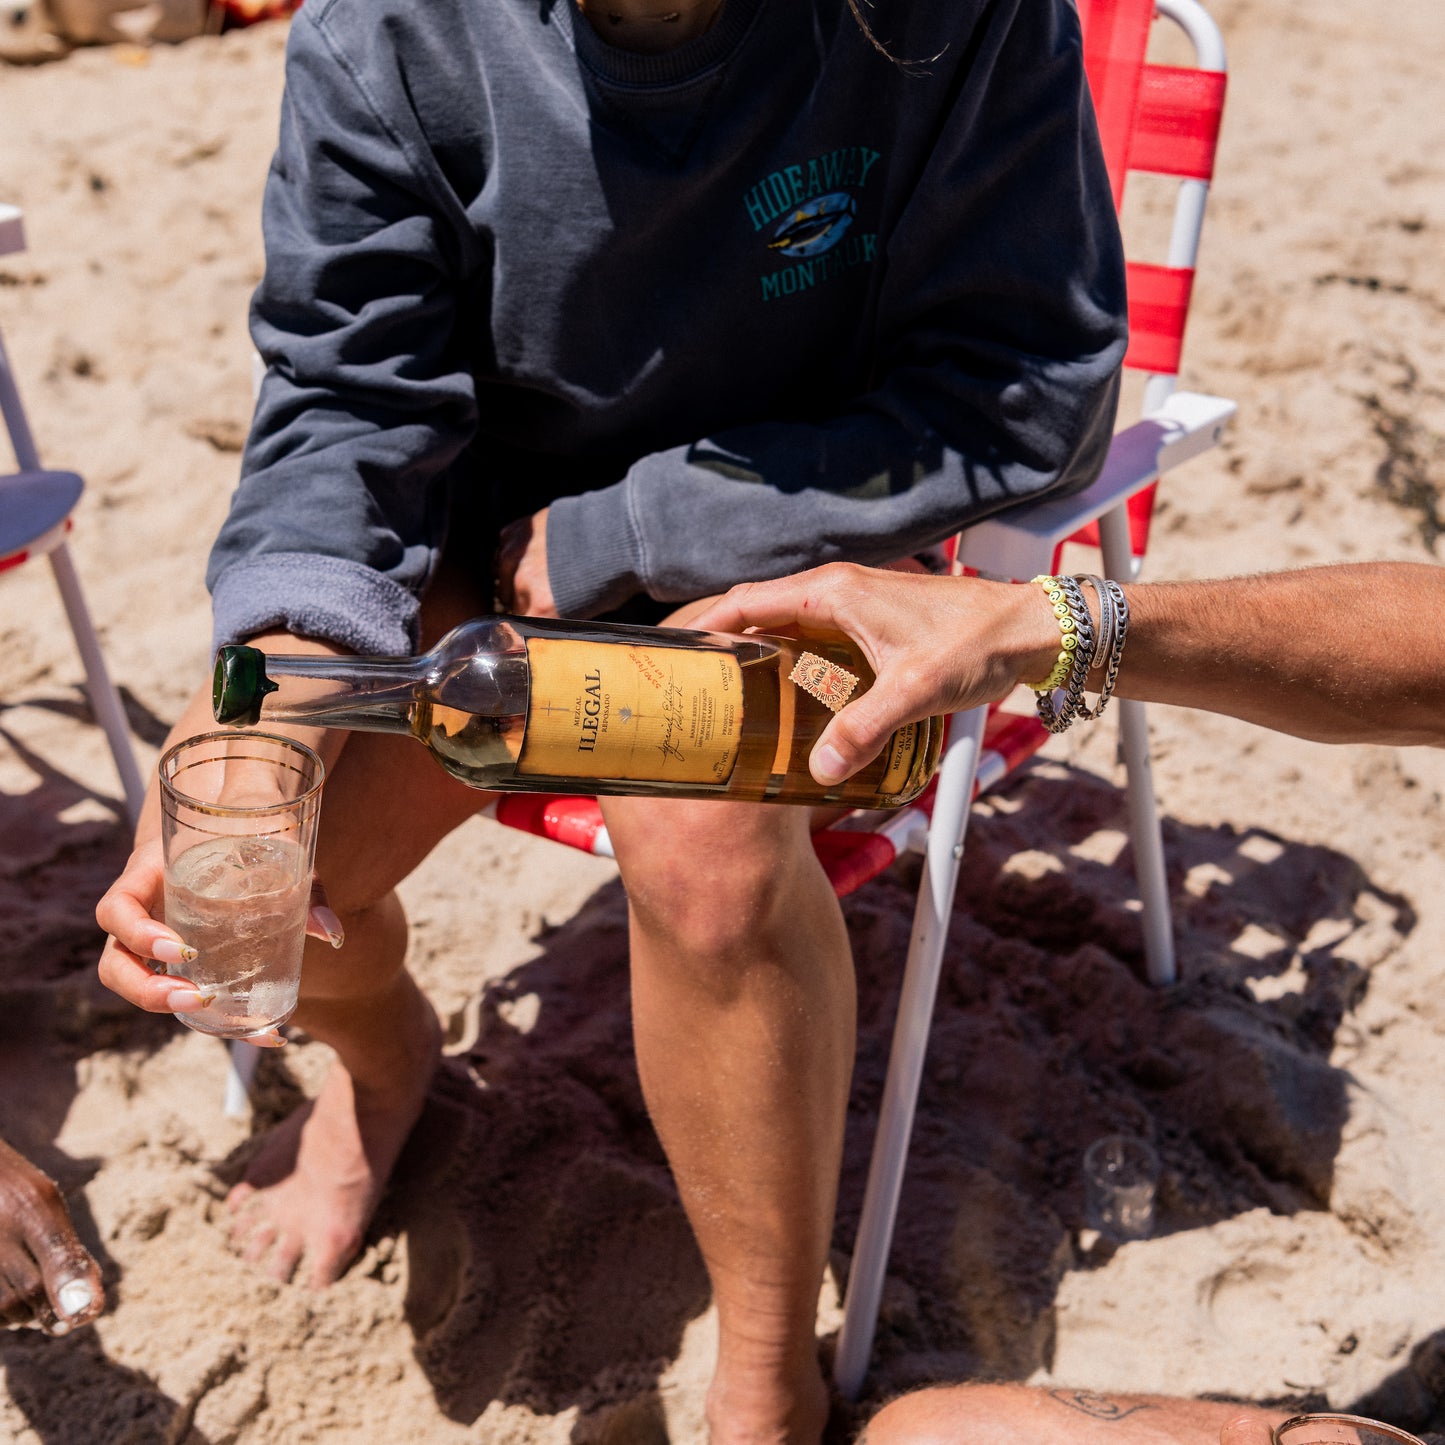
(159, 730, 324, 1040)
(1273, 1414, 1426, 1445)
(1083, 1134, 1159, 1241)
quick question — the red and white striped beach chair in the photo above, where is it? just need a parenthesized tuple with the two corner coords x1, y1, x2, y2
(832, 0, 1232, 1391)
(0, 203, 145, 828)
(479, 0, 1233, 1394)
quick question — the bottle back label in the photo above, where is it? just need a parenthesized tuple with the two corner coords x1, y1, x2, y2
(879, 721, 920, 795)
(519, 639, 743, 784)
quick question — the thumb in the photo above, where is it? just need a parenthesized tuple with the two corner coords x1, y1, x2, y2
(304, 879, 344, 950)
(810, 691, 902, 786)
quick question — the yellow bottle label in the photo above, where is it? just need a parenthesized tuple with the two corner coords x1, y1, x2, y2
(519, 638, 743, 784)
(878, 720, 920, 795)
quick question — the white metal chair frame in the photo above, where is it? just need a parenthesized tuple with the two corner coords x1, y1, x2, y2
(0, 203, 264, 1117)
(831, 0, 1231, 1396)
(0, 203, 145, 827)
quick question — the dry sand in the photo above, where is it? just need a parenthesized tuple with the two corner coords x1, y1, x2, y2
(2, 2, 1445, 1440)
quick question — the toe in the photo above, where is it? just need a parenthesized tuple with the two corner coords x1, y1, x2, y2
(241, 1224, 278, 1266)
(267, 1234, 304, 1285)
(226, 1182, 256, 1215)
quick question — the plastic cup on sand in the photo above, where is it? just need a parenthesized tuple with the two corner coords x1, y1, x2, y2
(1083, 1134, 1159, 1241)
(1273, 1414, 1426, 1445)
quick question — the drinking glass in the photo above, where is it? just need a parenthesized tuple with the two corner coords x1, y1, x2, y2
(1083, 1134, 1159, 1240)
(159, 730, 324, 1040)
(1273, 1414, 1426, 1445)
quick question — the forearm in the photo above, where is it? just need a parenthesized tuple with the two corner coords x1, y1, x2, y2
(1110, 564, 1445, 746)
(860, 1383, 1284, 1445)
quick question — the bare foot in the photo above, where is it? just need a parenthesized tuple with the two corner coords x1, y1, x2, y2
(705, 1354, 830, 1445)
(0, 1137, 105, 1335)
(226, 995, 441, 1289)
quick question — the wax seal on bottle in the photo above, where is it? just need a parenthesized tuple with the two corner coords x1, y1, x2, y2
(213, 645, 278, 727)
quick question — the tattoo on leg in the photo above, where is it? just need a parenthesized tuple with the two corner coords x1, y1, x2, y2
(1049, 1389, 1155, 1422)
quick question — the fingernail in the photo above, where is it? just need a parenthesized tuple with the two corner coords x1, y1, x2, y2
(812, 743, 848, 785)
(312, 906, 345, 949)
(49, 1319, 71, 1337)
(58, 1281, 93, 1318)
(152, 937, 198, 967)
(166, 989, 208, 1013)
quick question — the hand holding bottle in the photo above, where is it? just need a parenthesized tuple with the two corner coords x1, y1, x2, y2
(692, 563, 1059, 785)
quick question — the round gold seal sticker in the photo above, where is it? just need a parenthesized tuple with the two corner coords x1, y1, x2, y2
(788, 652, 859, 712)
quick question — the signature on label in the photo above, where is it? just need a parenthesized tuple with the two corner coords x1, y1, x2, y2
(655, 670, 687, 765)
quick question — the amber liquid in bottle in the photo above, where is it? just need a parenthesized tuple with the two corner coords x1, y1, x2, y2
(215, 616, 941, 809)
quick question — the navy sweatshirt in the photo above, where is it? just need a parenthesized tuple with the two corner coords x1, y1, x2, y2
(208, 0, 1128, 656)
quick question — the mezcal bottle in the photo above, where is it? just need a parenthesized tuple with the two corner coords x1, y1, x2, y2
(213, 615, 942, 808)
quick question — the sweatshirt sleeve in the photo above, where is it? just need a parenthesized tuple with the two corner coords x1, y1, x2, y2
(205, 9, 479, 657)
(544, 0, 1127, 618)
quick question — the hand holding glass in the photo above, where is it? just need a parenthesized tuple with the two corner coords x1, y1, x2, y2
(159, 731, 324, 1040)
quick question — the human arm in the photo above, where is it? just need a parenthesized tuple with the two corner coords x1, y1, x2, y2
(542, 0, 1127, 617)
(860, 1383, 1282, 1445)
(692, 561, 1445, 783)
(205, 10, 479, 658)
(0, 1136, 104, 1336)
(94, 632, 350, 1039)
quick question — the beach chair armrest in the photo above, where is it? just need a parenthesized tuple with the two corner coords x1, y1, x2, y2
(0, 205, 25, 259)
(955, 389, 1235, 579)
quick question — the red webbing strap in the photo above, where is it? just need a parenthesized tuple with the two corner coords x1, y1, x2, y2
(491, 707, 1053, 899)
(493, 793, 607, 852)
(1131, 65, 1227, 180)
(812, 830, 900, 901)
(1077, 0, 1155, 209)
(1124, 261, 1195, 376)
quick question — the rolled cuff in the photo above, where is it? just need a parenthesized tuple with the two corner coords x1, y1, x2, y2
(545, 482, 648, 619)
(210, 552, 421, 658)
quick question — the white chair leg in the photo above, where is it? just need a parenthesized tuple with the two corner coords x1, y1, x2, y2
(1097, 507, 1176, 986)
(47, 541, 146, 829)
(223, 1041, 260, 1119)
(833, 704, 988, 1400)
(1114, 696, 1175, 985)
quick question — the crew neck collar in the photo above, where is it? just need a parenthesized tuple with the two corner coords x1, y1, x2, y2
(563, 0, 767, 88)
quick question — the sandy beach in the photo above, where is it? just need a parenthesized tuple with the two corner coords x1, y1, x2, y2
(3, 1, 1445, 1439)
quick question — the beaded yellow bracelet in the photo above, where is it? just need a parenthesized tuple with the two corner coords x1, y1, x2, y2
(1023, 574, 1081, 692)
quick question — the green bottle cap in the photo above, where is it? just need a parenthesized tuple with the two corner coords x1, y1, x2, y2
(212, 645, 279, 726)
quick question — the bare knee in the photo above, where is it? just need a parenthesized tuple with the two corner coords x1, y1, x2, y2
(606, 799, 821, 958)
(297, 891, 408, 1002)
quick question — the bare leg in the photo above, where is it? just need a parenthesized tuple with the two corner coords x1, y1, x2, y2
(602, 791, 854, 1445)
(224, 884, 449, 1287)
(861, 1384, 1285, 1445)
(226, 574, 493, 1289)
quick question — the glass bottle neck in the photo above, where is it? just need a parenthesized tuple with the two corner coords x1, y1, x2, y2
(244, 653, 428, 735)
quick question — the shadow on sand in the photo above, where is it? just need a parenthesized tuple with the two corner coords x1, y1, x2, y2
(0, 701, 216, 1443)
(227, 760, 1422, 1439)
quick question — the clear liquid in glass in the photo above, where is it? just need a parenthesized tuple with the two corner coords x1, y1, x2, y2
(163, 834, 309, 1038)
